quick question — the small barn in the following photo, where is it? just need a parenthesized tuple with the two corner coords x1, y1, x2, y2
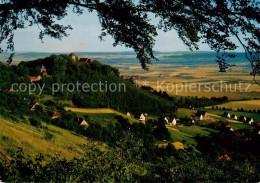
(139, 113, 146, 124)
(75, 117, 89, 130)
(195, 110, 207, 120)
(195, 114, 204, 121)
(221, 122, 234, 132)
(246, 118, 254, 125)
(223, 112, 231, 118)
(52, 112, 61, 119)
(239, 116, 247, 122)
(168, 117, 177, 126)
(231, 114, 238, 120)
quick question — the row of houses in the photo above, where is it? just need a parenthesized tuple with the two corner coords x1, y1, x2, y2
(127, 112, 197, 126)
(223, 112, 254, 124)
(127, 112, 179, 126)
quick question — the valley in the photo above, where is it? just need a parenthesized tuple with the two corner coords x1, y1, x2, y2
(0, 52, 259, 182)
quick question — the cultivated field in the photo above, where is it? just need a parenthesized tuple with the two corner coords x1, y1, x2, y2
(64, 107, 139, 123)
(122, 65, 260, 100)
(65, 107, 115, 114)
(212, 100, 260, 110)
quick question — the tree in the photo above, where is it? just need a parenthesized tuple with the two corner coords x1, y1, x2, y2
(0, 0, 259, 82)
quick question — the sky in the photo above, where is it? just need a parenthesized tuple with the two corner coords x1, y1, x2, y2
(12, 8, 244, 53)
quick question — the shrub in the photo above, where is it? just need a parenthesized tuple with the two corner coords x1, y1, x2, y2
(29, 117, 41, 127)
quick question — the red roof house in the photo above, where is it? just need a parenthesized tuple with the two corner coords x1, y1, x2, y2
(218, 154, 231, 161)
(52, 112, 61, 119)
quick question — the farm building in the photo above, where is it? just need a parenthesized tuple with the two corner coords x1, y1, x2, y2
(231, 114, 238, 120)
(126, 112, 131, 117)
(218, 154, 231, 161)
(29, 101, 39, 111)
(75, 117, 89, 130)
(79, 120, 89, 130)
(164, 117, 169, 123)
(223, 112, 231, 118)
(138, 113, 146, 124)
(195, 114, 204, 121)
(239, 116, 247, 122)
(246, 118, 254, 125)
(195, 110, 207, 120)
(51, 112, 61, 119)
(30, 75, 42, 82)
(168, 117, 177, 126)
(221, 122, 234, 132)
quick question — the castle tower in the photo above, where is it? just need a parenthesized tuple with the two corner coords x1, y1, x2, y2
(69, 53, 76, 62)
(41, 65, 47, 76)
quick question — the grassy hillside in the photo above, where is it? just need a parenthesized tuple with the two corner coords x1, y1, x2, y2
(167, 126, 217, 147)
(0, 116, 105, 161)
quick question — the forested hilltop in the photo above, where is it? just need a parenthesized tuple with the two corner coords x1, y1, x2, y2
(15, 54, 177, 115)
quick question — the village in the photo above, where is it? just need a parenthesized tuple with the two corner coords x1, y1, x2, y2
(22, 53, 259, 137)
(28, 95, 260, 138)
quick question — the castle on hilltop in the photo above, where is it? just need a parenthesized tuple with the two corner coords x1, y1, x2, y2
(69, 53, 93, 65)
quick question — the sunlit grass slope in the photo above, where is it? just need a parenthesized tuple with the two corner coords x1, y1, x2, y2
(0, 116, 105, 161)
